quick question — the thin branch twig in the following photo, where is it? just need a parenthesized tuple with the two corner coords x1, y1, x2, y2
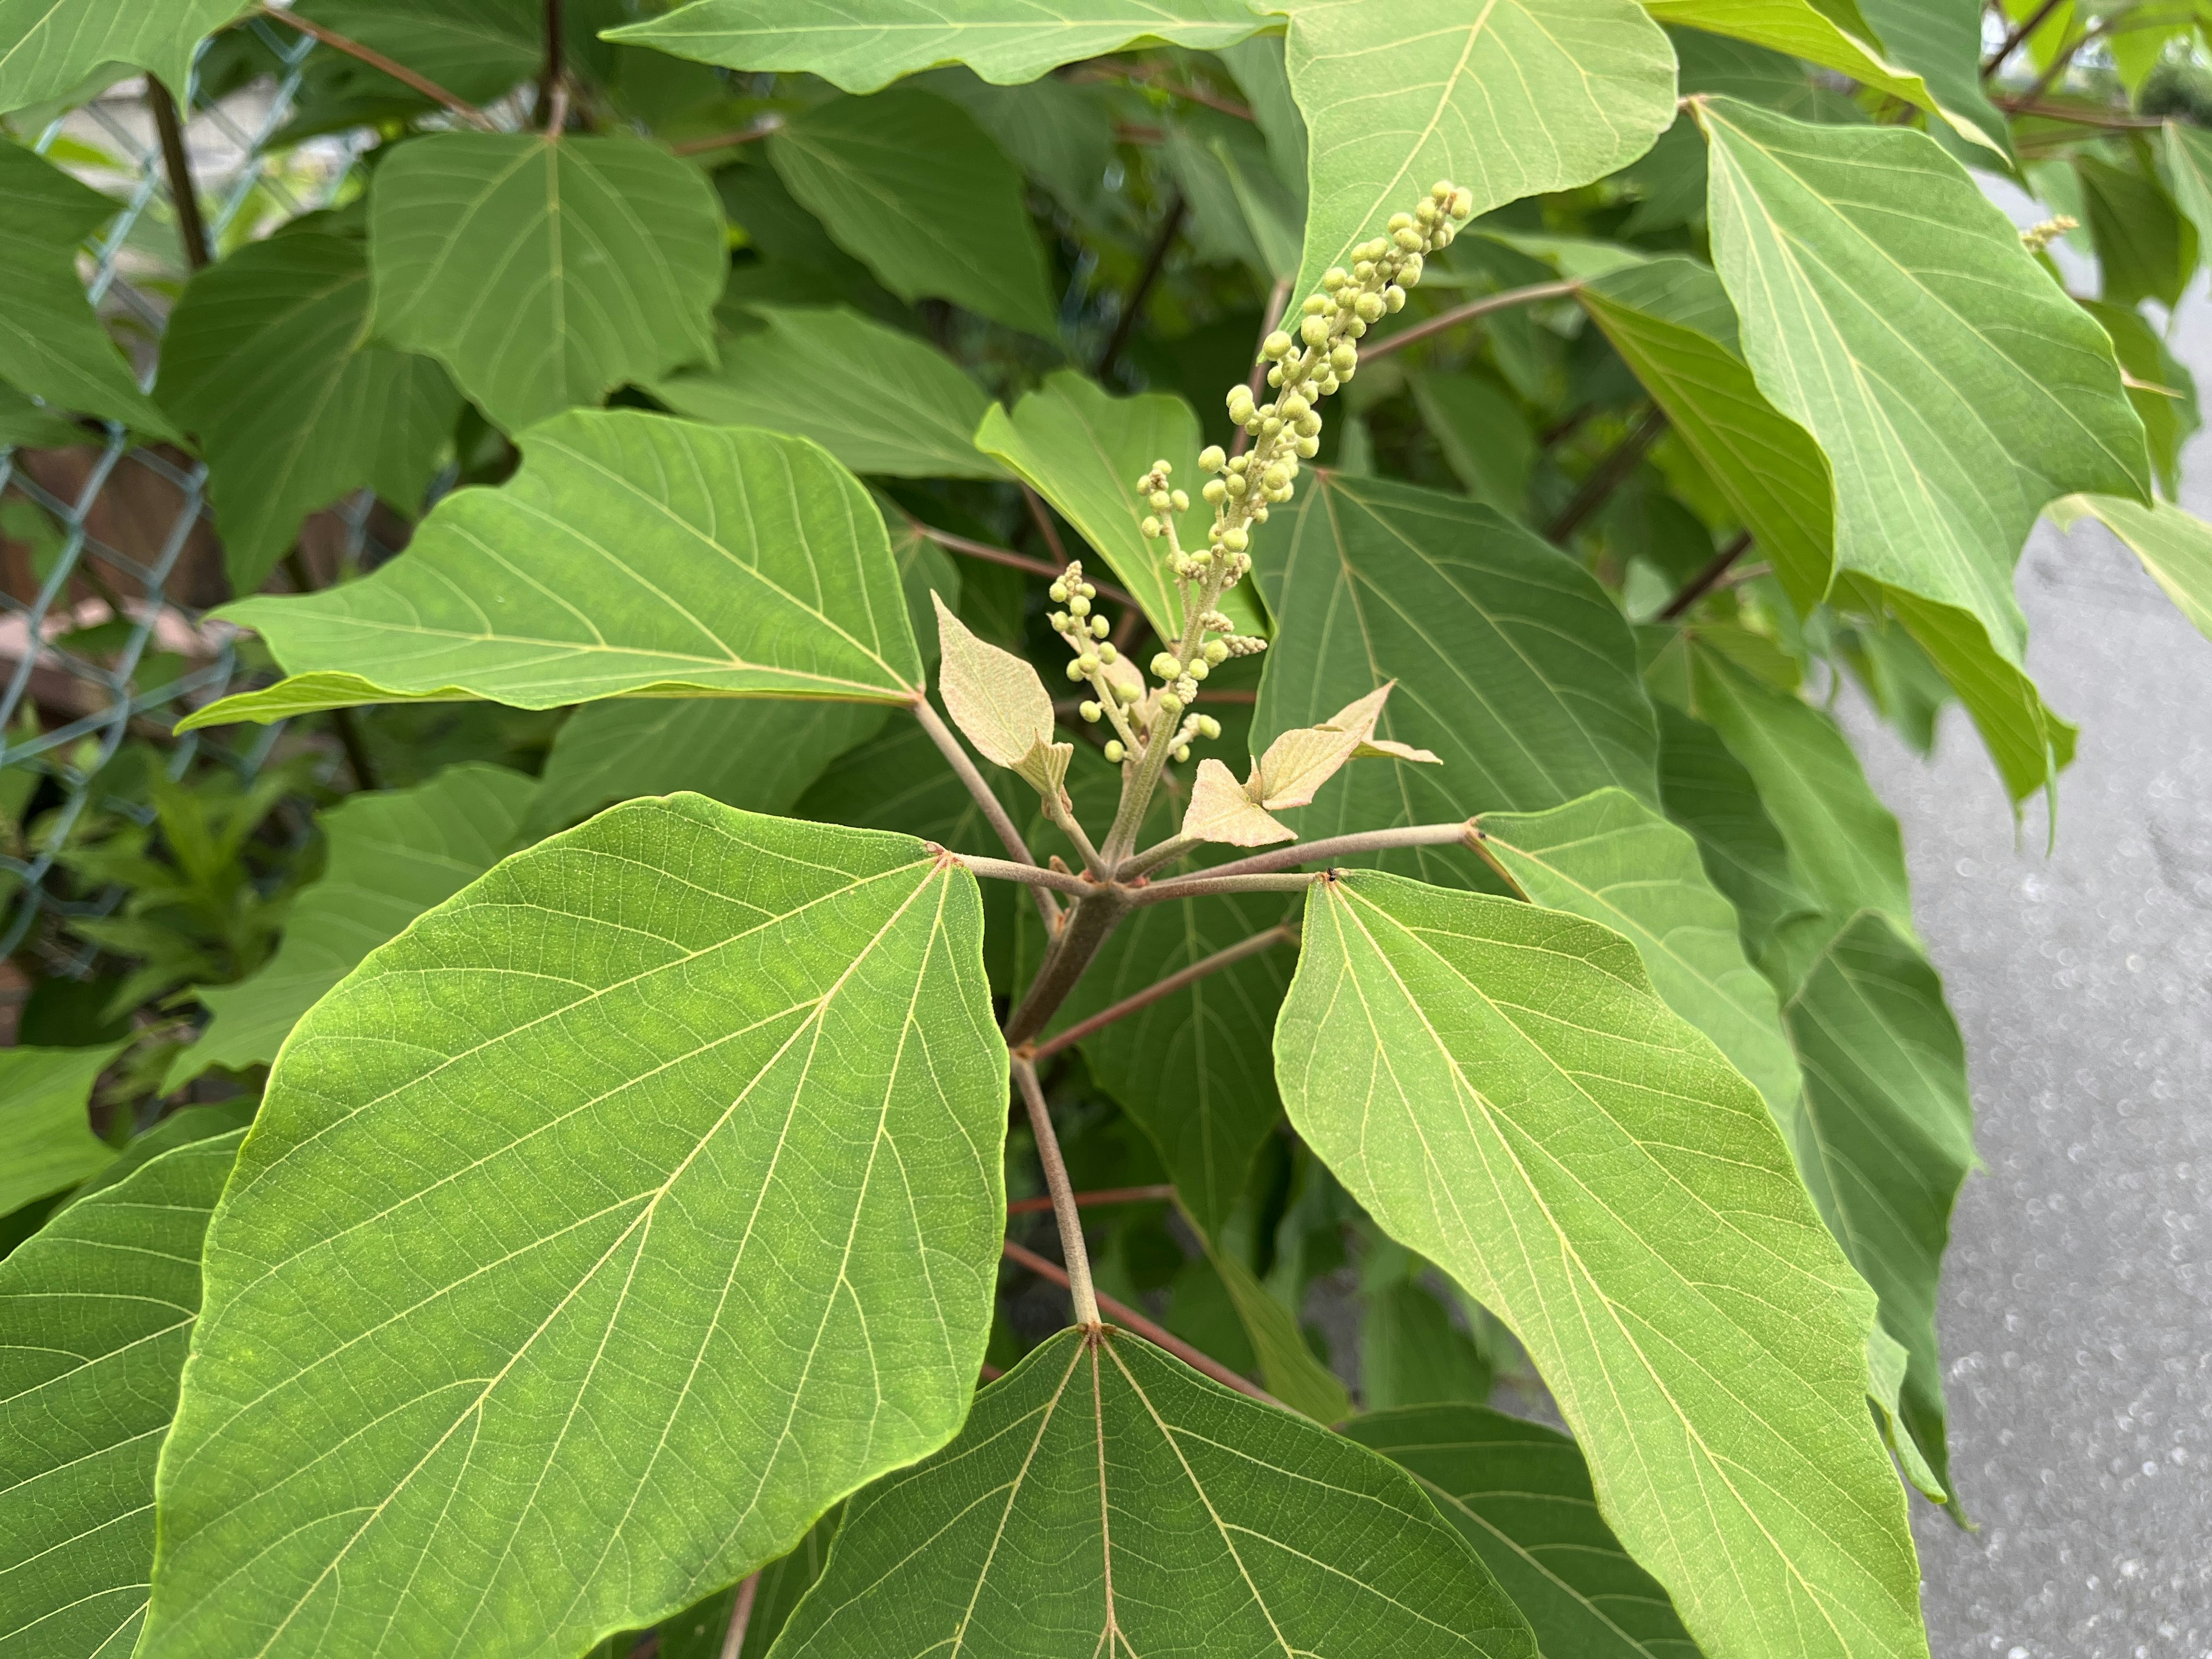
(540, 0, 566, 134)
(1130, 871, 1319, 905)
(716, 1574, 759, 1659)
(908, 522, 1136, 607)
(1002, 1239, 1279, 1404)
(1007, 1183, 1176, 1215)
(1658, 529, 1755, 621)
(1010, 1059, 1100, 1325)
(1145, 820, 1476, 887)
(1546, 406, 1666, 544)
(1098, 193, 1187, 381)
(938, 849, 1097, 899)
(1021, 486, 1071, 568)
(670, 118, 783, 156)
(257, 7, 498, 128)
(1361, 279, 1582, 362)
(1984, 0, 2067, 77)
(911, 699, 1060, 931)
(146, 82, 210, 271)
(1032, 924, 1296, 1060)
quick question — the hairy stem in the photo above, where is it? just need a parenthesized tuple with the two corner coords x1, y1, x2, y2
(1144, 820, 1477, 888)
(1007, 1183, 1175, 1215)
(910, 521, 1137, 607)
(1128, 871, 1319, 905)
(940, 850, 1097, 899)
(911, 698, 1060, 931)
(146, 82, 210, 271)
(1032, 923, 1296, 1062)
(1003, 1239, 1276, 1403)
(1004, 887, 1130, 1046)
(716, 1573, 759, 1659)
(1041, 791, 1108, 878)
(1659, 528, 1754, 620)
(1362, 279, 1582, 362)
(1011, 1060, 1100, 1326)
(259, 7, 497, 128)
(1547, 406, 1666, 544)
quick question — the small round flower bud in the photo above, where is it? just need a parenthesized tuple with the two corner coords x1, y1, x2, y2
(1345, 316, 1368, 339)
(1141, 516, 1162, 539)
(1393, 226, 1423, 251)
(1065, 659, 1087, 682)
(1202, 478, 1228, 504)
(1300, 315, 1332, 347)
(1171, 489, 1190, 511)
(1104, 740, 1126, 763)
(1080, 700, 1101, 723)
(1384, 283, 1408, 312)
(1279, 391, 1310, 419)
(1262, 329, 1294, 359)
(1319, 372, 1340, 395)
(1197, 715, 1222, 740)
(1251, 502, 1270, 522)
(1323, 267, 1349, 290)
(1449, 187, 1474, 219)
(1097, 638, 1116, 658)
(1145, 489, 1169, 512)
(1173, 744, 1191, 763)
(1203, 639, 1229, 665)
(1262, 416, 1283, 437)
(1266, 365, 1285, 388)
(1296, 411, 1321, 436)
(1353, 259, 1376, 282)
(1048, 581, 1068, 601)
(1091, 616, 1110, 639)
(1221, 527, 1249, 552)
(1225, 472, 1249, 497)
(1295, 435, 1320, 457)
(1354, 291, 1385, 322)
(1228, 386, 1255, 422)
(1114, 677, 1139, 703)
(1080, 583, 1096, 599)
(1199, 444, 1226, 472)
(1050, 611, 1070, 630)
(1262, 462, 1291, 490)
(1331, 340, 1358, 372)
(1188, 547, 1211, 566)
(1432, 179, 1454, 201)
(1069, 595, 1090, 617)
(1158, 692, 1184, 717)
(1078, 654, 1099, 675)
(1228, 453, 1249, 471)
(1152, 458, 1172, 474)
(1151, 652, 1182, 679)
(1416, 198, 1440, 224)
(1187, 657, 1210, 681)
(1388, 211, 1414, 233)
(1303, 295, 1329, 316)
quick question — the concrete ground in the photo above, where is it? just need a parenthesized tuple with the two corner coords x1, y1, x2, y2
(1842, 290, 2212, 1655)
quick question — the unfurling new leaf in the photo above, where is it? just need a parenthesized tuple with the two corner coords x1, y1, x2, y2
(933, 591, 1071, 796)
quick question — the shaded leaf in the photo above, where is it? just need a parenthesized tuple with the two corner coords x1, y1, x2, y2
(657, 1510, 839, 1659)
(1253, 472, 1661, 888)
(1410, 371, 1536, 522)
(145, 801, 1007, 1659)
(2162, 119, 2212, 256)
(0, 1041, 126, 1217)
(2081, 296, 2198, 500)
(1850, 0, 2009, 153)
(2075, 150, 2195, 310)
(1275, 0, 1677, 304)
(1698, 96, 2149, 662)
(1347, 1403, 1702, 1659)
(770, 1325, 1538, 1658)
(290, 0, 555, 107)
(607, 0, 1266, 93)
(770, 89, 1058, 338)
(1358, 1278, 1493, 1412)
(166, 764, 537, 1090)
(157, 229, 459, 592)
(0, 142, 179, 440)
(2050, 492, 2212, 642)
(1202, 1236, 1351, 1423)
(182, 412, 925, 729)
(1654, 700, 1816, 957)
(60, 1102, 254, 1211)
(1476, 785, 1804, 1127)
(0, 1130, 243, 1659)
(368, 132, 724, 433)
(1782, 912, 1976, 1506)
(652, 305, 1006, 480)
(1581, 257, 1834, 613)
(1277, 869, 1926, 1659)
(0, 0, 242, 112)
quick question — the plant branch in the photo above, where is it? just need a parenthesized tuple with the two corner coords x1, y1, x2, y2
(1003, 887, 1130, 1044)
(1984, 0, 2066, 77)
(540, 0, 566, 133)
(1129, 871, 1319, 905)
(1362, 280, 1582, 362)
(1040, 791, 1108, 878)
(257, 7, 497, 128)
(1997, 96, 2166, 128)
(1230, 278, 1293, 459)
(1021, 486, 1070, 567)
(1097, 193, 1187, 381)
(1546, 406, 1666, 544)
(1002, 1238, 1278, 1403)
(1032, 923, 1296, 1061)
(1010, 1059, 1100, 1326)
(1658, 529, 1755, 620)
(908, 521, 1136, 608)
(1070, 62, 1255, 123)
(670, 117, 784, 155)
(910, 698, 1060, 931)
(146, 81, 210, 271)
(1144, 820, 1477, 887)
(1007, 1183, 1176, 1215)
(937, 849, 1098, 899)
(716, 1573, 759, 1659)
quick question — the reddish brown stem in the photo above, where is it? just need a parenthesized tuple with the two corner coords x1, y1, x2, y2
(716, 1573, 758, 1659)
(1007, 1184, 1176, 1215)
(1362, 280, 1582, 362)
(1031, 925, 1295, 1061)
(1659, 529, 1755, 620)
(669, 119, 784, 155)
(258, 7, 497, 128)
(1012, 1059, 1099, 1325)
(146, 82, 210, 270)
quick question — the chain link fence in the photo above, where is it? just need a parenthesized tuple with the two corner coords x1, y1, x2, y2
(0, 21, 373, 972)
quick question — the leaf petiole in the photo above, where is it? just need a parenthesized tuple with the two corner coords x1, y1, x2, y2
(1030, 923, 1297, 1062)
(910, 696, 1060, 930)
(1010, 1059, 1100, 1326)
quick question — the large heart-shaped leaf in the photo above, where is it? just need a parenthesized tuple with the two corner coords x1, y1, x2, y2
(143, 801, 1007, 1659)
(1273, 0, 1677, 303)
(156, 229, 459, 592)
(367, 132, 724, 434)
(0, 1130, 243, 1659)
(0, 143, 179, 440)
(1252, 471, 1660, 887)
(770, 90, 1059, 339)
(654, 305, 1006, 480)
(1781, 911, 1975, 1507)
(0, 1042, 127, 1217)
(1276, 869, 1926, 1659)
(607, 0, 1267, 93)
(768, 1325, 1539, 1658)
(1476, 785, 1803, 1127)
(0, 0, 242, 112)
(1347, 1403, 1702, 1659)
(2050, 493, 2212, 643)
(180, 412, 925, 730)
(166, 765, 537, 1090)
(1697, 96, 2148, 664)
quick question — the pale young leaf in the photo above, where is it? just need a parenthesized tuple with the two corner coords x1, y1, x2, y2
(931, 591, 1070, 796)
(1183, 756, 1296, 846)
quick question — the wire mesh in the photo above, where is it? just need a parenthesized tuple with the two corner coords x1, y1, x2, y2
(0, 21, 365, 964)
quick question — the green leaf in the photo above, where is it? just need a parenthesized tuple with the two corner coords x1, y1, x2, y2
(770, 90, 1058, 339)
(974, 370, 1208, 642)
(1358, 1278, 1493, 1412)
(166, 765, 536, 1090)
(1698, 96, 2150, 662)
(1409, 371, 1535, 522)
(2162, 119, 2212, 256)
(180, 412, 925, 730)
(367, 132, 724, 434)
(1346, 1403, 1702, 1659)
(768, 1325, 1537, 1657)
(1782, 912, 1975, 1505)
(1052, 891, 1296, 1233)
(290, 0, 543, 106)
(2050, 493, 2212, 642)
(155, 228, 460, 592)
(1654, 700, 1816, 956)
(0, 1041, 126, 1217)
(1850, 0, 2009, 153)
(1684, 641, 1914, 941)
(143, 801, 1007, 1659)
(60, 1103, 254, 1211)
(657, 1510, 839, 1659)
(0, 0, 242, 112)
(2075, 151, 2195, 310)
(1640, 0, 1996, 150)
(0, 142, 180, 441)
(1253, 472, 1660, 887)
(1475, 785, 1804, 1127)
(606, 0, 1266, 93)
(653, 305, 1006, 479)
(1277, 869, 1926, 1659)
(1581, 258, 1834, 613)
(1201, 1236, 1353, 1423)
(1274, 0, 1677, 305)
(2081, 296, 2198, 499)
(0, 382, 87, 448)
(0, 1129, 242, 1659)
